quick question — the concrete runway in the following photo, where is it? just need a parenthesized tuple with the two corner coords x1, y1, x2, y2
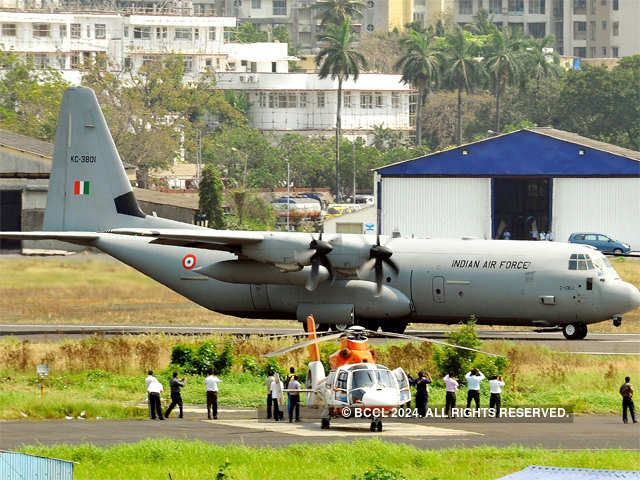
(1, 324, 639, 354)
(1, 410, 638, 450)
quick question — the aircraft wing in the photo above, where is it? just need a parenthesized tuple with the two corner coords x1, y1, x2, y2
(0, 232, 100, 244)
(108, 228, 264, 251)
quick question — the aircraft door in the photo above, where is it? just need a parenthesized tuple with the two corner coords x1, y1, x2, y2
(250, 284, 271, 311)
(392, 368, 411, 405)
(432, 276, 445, 303)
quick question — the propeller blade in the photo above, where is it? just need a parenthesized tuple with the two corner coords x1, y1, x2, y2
(357, 258, 376, 277)
(295, 249, 315, 265)
(319, 254, 334, 284)
(383, 257, 399, 276)
(262, 332, 344, 358)
(305, 260, 320, 291)
(374, 330, 505, 358)
(375, 261, 384, 297)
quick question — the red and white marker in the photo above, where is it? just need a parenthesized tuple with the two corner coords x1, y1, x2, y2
(182, 254, 196, 269)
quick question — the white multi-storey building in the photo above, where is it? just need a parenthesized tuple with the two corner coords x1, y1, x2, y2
(0, 10, 292, 83)
(215, 73, 415, 139)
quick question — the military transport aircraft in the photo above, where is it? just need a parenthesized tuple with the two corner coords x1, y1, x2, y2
(1, 87, 639, 340)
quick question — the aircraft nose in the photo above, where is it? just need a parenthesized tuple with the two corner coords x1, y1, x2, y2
(630, 284, 640, 310)
(362, 389, 398, 406)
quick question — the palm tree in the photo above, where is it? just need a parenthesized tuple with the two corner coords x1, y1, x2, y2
(313, 0, 366, 25)
(483, 26, 525, 132)
(395, 29, 442, 145)
(442, 26, 485, 145)
(524, 35, 560, 102)
(468, 8, 497, 35)
(316, 17, 368, 201)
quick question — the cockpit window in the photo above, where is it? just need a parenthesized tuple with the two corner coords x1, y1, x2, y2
(376, 370, 395, 388)
(569, 254, 593, 270)
(352, 370, 375, 389)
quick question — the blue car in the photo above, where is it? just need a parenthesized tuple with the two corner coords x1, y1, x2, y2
(568, 232, 631, 254)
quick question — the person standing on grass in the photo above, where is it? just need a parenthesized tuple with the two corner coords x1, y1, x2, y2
(443, 373, 459, 418)
(284, 367, 295, 417)
(288, 375, 301, 423)
(164, 372, 186, 419)
(270, 373, 285, 421)
(204, 369, 221, 420)
(620, 376, 637, 424)
(145, 370, 159, 419)
(415, 371, 432, 417)
(465, 368, 485, 409)
(147, 378, 164, 420)
(489, 375, 505, 417)
(266, 370, 275, 419)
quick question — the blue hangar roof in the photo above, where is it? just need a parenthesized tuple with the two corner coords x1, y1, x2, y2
(375, 128, 640, 177)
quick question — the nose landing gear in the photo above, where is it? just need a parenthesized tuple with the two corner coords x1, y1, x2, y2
(562, 322, 588, 340)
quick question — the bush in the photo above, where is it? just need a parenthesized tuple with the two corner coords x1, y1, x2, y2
(240, 355, 261, 375)
(353, 466, 408, 480)
(169, 341, 234, 375)
(263, 357, 284, 377)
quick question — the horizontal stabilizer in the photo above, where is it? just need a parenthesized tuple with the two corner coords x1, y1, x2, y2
(0, 231, 100, 244)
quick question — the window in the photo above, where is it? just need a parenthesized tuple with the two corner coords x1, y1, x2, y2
(250, 62, 257, 72)
(568, 254, 593, 271)
(317, 92, 325, 108)
(142, 55, 153, 65)
(277, 93, 290, 108)
(489, 0, 502, 13)
(273, 0, 286, 15)
(123, 26, 129, 38)
(194, 28, 200, 40)
(601, 20, 607, 30)
(86, 25, 91, 38)
(252, 0, 261, 7)
(95, 24, 106, 39)
(573, 46, 586, 57)
(459, 0, 473, 14)
(360, 93, 373, 109)
(82, 51, 91, 68)
(612, 46, 619, 57)
(59, 24, 66, 38)
(612, 21, 618, 36)
(258, 92, 267, 107)
(268, 92, 277, 108)
(183, 56, 193, 72)
(528, 22, 546, 38)
(70, 52, 79, 69)
(508, 0, 524, 12)
(589, 21, 596, 40)
(299, 31, 311, 44)
(272, 61, 277, 72)
(299, 93, 307, 108)
(344, 92, 352, 108)
(156, 27, 166, 39)
(205, 58, 213, 68)
(392, 92, 399, 108)
(175, 28, 192, 40)
(2, 24, 17, 36)
(574, 0, 586, 12)
(33, 23, 51, 38)
(208, 27, 216, 40)
(124, 57, 132, 70)
(602, 46, 607, 56)
(590, 0, 596, 14)
(134, 27, 151, 39)
(613, 0, 618, 10)
(33, 53, 48, 68)
(375, 92, 384, 108)
(529, 0, 545, 13)
(590, 46, 596, 57)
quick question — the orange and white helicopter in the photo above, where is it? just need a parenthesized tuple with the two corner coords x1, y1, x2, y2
(264, 315, 503, 431)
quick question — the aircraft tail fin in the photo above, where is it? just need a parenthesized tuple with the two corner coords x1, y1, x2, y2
(44, 87, 178, 232)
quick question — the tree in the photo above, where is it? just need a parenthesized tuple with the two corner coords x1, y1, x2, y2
(523, 35, 560, 108)
(467, 8, 497, 35)
(225, 189, 277, 230)
(395, 29, 442, 145)
(312, 0, 365, 25)
(233, 22, 268, 43)
(316, 17, 368, 200)
(198, 165, 225, 229)
(483, 26, 526, 132)
(442, 27, 486, 145)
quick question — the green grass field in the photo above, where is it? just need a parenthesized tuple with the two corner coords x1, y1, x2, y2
(19, 439, 640, 480)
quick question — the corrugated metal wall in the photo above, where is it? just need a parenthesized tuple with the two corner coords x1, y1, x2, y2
(379, 177, 491, 238)
(0, 451, 73, 479)
(553, 177, 640, 249)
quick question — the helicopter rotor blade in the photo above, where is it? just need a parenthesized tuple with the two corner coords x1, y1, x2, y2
(370, 330, 505, 358)
(262, 332, 344, 358)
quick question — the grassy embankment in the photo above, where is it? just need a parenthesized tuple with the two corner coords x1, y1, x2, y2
(20, 439, 640, 480)
(1, 334, 637, 419)
(0, 254, 638, 331)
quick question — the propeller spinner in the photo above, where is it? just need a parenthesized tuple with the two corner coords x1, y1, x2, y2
(358, 235, 399, 296)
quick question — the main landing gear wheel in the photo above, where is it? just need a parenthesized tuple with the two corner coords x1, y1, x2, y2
(369, 420, 383, 432)
(562, 322, 587, 340)
(321, 418, 330, 429)
(331, 323, 349, 332)
(303, 320, 329, 333)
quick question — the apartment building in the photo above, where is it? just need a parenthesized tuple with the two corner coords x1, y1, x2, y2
(453, 0, 640, 58)
(0, 10, 293, 83)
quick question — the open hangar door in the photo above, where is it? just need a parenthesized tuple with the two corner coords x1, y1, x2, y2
(492, 178, 551, 240)
(0, 190, 21, 252)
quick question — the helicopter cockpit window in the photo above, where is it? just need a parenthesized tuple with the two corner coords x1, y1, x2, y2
(336, 371, 348, 390)
(376, 369, 395, 388)
(352, 370, 375, 389)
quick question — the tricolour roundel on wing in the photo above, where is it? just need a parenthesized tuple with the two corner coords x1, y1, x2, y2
(182, 254, 197, 269)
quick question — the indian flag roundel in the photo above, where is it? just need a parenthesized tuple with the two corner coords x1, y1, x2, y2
(182, 254, 196, 269)
(74, 180, 90, 195)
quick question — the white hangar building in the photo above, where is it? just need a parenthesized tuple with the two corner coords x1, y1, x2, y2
(374, 128, 640, 249)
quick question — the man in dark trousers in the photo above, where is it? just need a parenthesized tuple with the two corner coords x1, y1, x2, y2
(164, 371, 186, 419)
(415, 371, 432, 417)
(465, 368, 485, 409)
(146, 378, 164, 420)
(489, 375, 505, 417)
(620, 376, 637, 424)
(204, 369, 221, 420)
(266, 370, 275, 419)
(287, 375, 301, 422)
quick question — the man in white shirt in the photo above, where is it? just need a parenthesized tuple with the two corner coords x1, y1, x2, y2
(489, 375, 505, 417)
(270, 374, 284, 421)
(287, 375, 301, 423)
(443, 373, 459, 417)
(266, 370, 275, 419)
(204, 369, 221, 420)
(145, 370, 159, 419)
(147, 379, 164, 420)
(465, 368, 485, 409)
